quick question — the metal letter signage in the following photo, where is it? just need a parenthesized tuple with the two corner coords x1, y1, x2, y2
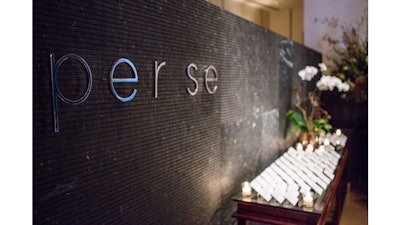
(50, 53, 93, 133)
(154, 61, 166, 98)
(186, 63, 199, 96)
(49, 54, 218, 133)
(109, 58, 139, 102)
(204, 65, 218, 94)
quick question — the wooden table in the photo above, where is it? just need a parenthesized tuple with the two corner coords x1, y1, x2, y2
(232, 146, 349, 225)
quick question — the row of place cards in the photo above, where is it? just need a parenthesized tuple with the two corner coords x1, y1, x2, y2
(250, 142, 343, 206)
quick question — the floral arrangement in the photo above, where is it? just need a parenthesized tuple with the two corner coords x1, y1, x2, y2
(315, 9, 368, 103)
(286, 63, 350, 145)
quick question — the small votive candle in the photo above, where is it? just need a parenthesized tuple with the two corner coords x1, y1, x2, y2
(296, 143, 303, 151)
(335, 129, 342, 136)
(316, 145, 325, 155)
(242, 181, 252, 197)
(305, 144, 313, 152)
(323, 138, 330, 146)
(303, 191, 313, 207)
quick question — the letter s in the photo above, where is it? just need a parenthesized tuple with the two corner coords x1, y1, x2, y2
(186, 63, 198, 96)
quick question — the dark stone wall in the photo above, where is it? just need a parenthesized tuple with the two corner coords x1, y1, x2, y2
(33, 0, 321, 224)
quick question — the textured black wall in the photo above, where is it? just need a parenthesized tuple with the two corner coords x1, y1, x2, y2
(33, 0, 321, 224)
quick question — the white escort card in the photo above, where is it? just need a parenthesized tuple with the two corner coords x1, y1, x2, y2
(290, 153, 329, 187)
(270, 163, 297, 188)
(323, 170, 335, 180)
(282, 154, 324, 195)
(297, 154, 331, 184)
(285, 191, 299, 206)
(304, 153, 329, 171)
(275, 159, 311, 193)
(321, 155, 338, 170)
(248, 137, 344, 205)
(280, 156, 319, 193)
(250, 177, 272, 201)
(260, 169, 287, 204)
(322, 151, 339, 163)
(305, 153, 336, 180)
(307, 152, 336, 172)
(269, 164, 300, 205)
(324, 147, 340, 160)
(285, 153, 328, 190)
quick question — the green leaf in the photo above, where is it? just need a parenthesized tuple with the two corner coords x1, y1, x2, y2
(286, 110, 308, 132)
(312, 119, 332, 133)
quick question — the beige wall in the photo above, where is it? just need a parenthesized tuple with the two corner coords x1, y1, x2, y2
(214, 0, 265, 28)
(206, 0, 303, 44)
(207, 0, 223, 7)
(269, 9, 290, 38)
(291, 7, 303, 44)
(304, 0, 367, 53)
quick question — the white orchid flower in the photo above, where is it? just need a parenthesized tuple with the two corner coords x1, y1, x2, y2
(327, 78, 336, 91)
(298, 66, 318, 81)
(316, 75, 350, 92)
(331, 76, 342, 86)
(331, 77, 341, 90)
(316, 80, 328, 91)
(316, 75, 330, 90)
(318, 63, 327, 72)
(337, 82, 350, 92)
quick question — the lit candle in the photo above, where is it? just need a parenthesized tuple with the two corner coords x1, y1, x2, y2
(305, 144, 313, 152)
(323, 138, 330, 146)
(242, 181, 252, 197)
(335, 129, 342, 136)
(303, 191, 313, 207)
(296, 143, 303, 151)
(316, 145, 325, 155)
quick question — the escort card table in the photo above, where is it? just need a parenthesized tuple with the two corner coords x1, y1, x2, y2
(232, 142, 349, 225)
